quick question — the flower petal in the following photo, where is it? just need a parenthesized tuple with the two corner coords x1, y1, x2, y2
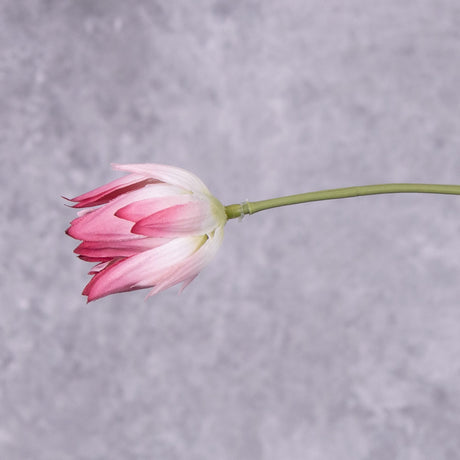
(84, 236, 205, 301)
(78, 255, 113, 263)
(147, 226, 224, 296)
(115, 195, 192, 223)
(112, 163, 211, 195)
(131, 201, 218, 238)
(66, 184, 187, 241)
(67, 174, 156, 208)
(88, 261, 112, 274)
(74, 237, 171, 260)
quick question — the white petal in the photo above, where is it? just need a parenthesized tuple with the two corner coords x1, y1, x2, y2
(147, 226, 225, 296)
(112, 163, 211, 195)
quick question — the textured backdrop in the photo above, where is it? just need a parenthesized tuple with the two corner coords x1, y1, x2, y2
(1, 1, 460, 459)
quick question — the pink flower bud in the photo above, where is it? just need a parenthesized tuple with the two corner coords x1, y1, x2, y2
(66, 164, 227, 302)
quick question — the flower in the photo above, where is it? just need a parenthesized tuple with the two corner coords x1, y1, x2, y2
(66, 163, 227, 302)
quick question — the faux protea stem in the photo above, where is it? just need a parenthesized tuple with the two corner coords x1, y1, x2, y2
(224, 183, 460, 219)
(66, 165, 460, 302)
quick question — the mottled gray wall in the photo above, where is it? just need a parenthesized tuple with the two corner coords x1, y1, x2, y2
(2, 0, 460, 459)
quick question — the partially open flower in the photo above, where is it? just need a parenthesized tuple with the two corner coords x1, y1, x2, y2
(66, 164, 227, 302)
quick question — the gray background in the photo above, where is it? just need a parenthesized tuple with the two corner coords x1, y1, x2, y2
(1, 0, 460, 459)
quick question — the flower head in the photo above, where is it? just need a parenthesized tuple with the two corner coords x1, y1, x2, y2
(66, 163, 227, 302)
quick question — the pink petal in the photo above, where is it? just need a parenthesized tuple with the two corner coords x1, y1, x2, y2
(78, 255, 113, 263)
(88, 261, 112, 274)
(112, 163, 211, 195)
(66, 210, 134, 242)
(67, 174, 156, 208)
(115, 195, 192, 223)
(74, 237, 171, 260)
(82, 259, 125, 297)
(131, 201, 218, 238)
(66, 184, 186, 241)
(84, 236, 205, 301)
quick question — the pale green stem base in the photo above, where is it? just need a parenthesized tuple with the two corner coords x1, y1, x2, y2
(224, 183, 460, 220)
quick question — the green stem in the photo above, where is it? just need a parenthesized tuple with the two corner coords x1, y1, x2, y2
(224, 183, 460, 220)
